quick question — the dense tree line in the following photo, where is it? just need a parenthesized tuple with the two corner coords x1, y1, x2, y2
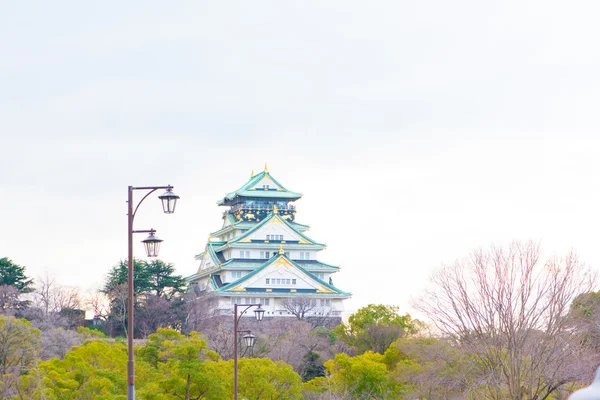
(100, 258, 189, 337)
(3, 241, 600, 399)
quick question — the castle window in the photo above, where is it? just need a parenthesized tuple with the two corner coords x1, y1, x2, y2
(239, 251, 250, 258)
(292, 279, 296, 285)
(265, 278, 270, 284)
(232, 271, 242, 279)
(260, 251, 272, 258)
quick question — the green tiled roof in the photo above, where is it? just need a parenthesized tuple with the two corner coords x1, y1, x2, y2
(217, 171, 302, 205)
(194, 241, 225, 263)
(214, 254, 350, 296)
(210, 219, 310, 237)
(228, 211, 324, 246)
(220, 259, 339, 271)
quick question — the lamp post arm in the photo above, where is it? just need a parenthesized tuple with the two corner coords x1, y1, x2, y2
(130, 185, 172, 220)
(236, 303, 262, 325)
(132, 229, 156, 234)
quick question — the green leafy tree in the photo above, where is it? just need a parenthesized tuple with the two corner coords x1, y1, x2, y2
(104, 259, 184, 299)
(103, 259, 149, 296)
(21, 339, 157, 399)
(300, 351, 326, 382)
(335, 304, 417, 354)
(235, 358, 303, 400)
(144, 260, 186, 299)
(137, 328, 227, 400)
(0, 316, 42, 398)
(0, 258, 33, 293)
(103, 260, 186, 337)
(0, 258, 34, 314)
(305, 352, 399, 399)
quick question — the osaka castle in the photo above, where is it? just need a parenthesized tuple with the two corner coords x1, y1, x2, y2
(186, 166, 351, 318)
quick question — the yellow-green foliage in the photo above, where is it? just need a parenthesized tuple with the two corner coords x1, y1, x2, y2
(235, 358, 303, 400)
(305, 351, 400, 399)
(0, 316, 42, 399)
(34, 341, 130, 399)
(76, 326, 107, 339)
(15, 328, 304, 400)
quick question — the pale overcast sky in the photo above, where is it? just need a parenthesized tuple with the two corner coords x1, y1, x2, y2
(2, 1, 600, 315)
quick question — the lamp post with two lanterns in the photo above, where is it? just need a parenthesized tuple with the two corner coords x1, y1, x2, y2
(126, 185, 179, 400)
(233, 303, 265, 400)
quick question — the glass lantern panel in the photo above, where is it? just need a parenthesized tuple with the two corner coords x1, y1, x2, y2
(161, 197, 176, 214)
(144, 241, 161, 257)
(243, 334, 256, 348)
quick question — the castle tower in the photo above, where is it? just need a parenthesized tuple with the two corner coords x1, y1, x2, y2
(186, 168, 350, 318)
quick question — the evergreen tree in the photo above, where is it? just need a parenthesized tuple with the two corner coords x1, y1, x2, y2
(103, 259, 187, 337)
(103, 258, 149, 296)
(145, 259, 186, 299)
(300, 351, 325, 382)
(0, 257, 33, 293)
(103, 259, 184, 298)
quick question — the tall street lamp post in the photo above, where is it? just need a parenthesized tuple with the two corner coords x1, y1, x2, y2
(127, 185, 179, 400)
(234, 303, 265, 400)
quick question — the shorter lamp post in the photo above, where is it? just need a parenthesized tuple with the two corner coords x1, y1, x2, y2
(234, 303, 264, 400)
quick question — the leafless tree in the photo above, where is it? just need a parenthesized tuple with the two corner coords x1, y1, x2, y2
(106, 283, 128, 337)
(27, 274, 83, 329)
(33, 273, 81, 316)
(282, 296, 319, 319)
(40, 327, 83, 360)
(136, 294, 174, 337)
(415, 241, 598, 400)
(180, 292, 219, 334)
(390, 336, 476, 400)
(257, 319, 334, 371)
(0, 286, 24, 316)
(203, 318, 236, 359)
(86, 288, 110, 321)
(201, 316, 339, 374)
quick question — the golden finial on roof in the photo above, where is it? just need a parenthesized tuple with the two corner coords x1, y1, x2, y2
(251, 169, 254, 177)
(279, 244, 284, 255)
(264, 162, 268, 172)
(207, 235, 212, 242)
